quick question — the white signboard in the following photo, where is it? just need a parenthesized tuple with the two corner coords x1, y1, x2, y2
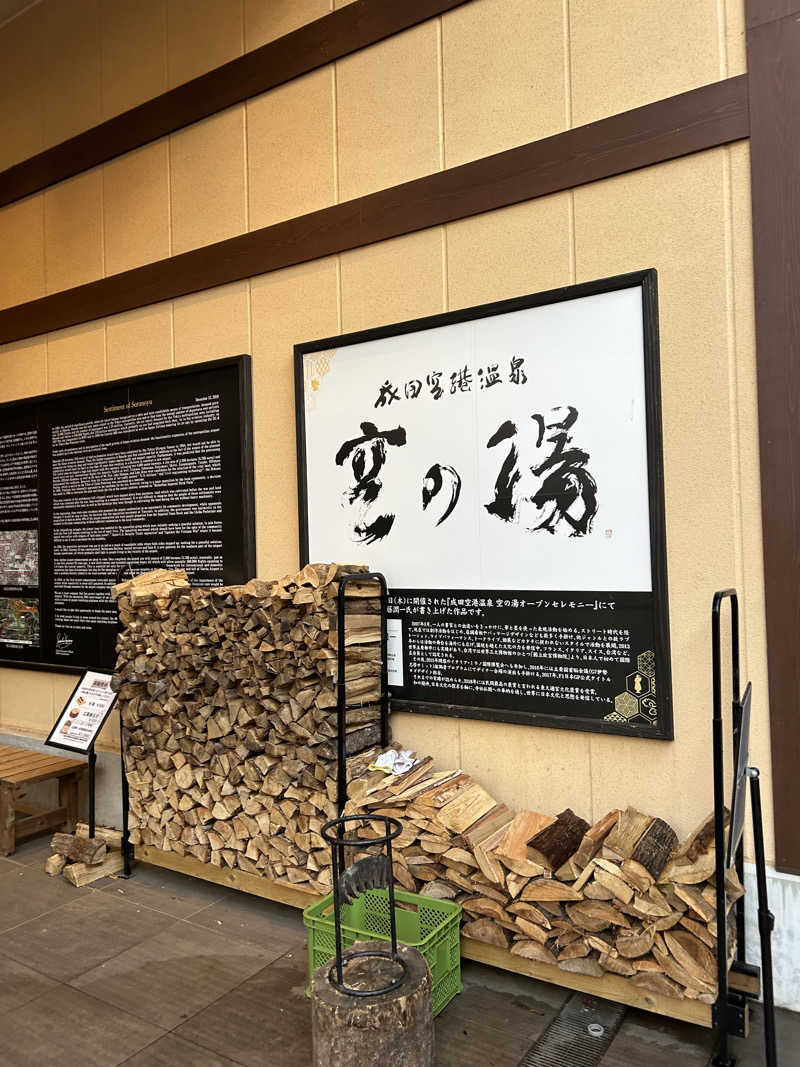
(45, 670, 118, 753)
(296, 272, 672, 738)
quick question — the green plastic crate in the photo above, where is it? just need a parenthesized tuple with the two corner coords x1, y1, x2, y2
(303, 888, 462, 1016)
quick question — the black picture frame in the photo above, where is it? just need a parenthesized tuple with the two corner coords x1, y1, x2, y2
(0, 355, 256, 675)
(295, 270, 673, 740)
(44, 669, 119, 754)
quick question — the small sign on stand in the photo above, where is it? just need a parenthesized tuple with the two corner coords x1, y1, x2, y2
(45, 670, 118, 842)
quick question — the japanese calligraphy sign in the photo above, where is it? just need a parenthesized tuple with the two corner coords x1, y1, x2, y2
(45, 670, 118, 753)
(295, 270, 673, 738)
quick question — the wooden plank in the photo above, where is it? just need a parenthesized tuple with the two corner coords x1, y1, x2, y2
(139, 843, 735, 1028)
(14, 805, 67, 841)
(746, 0, 800, 28)
(3, 760, 87, 786)
(0, 0, 472, 210)
(746, 5, 800, 873)
(136, 844, 319, 909)
(0, 748, 86, 775)
(0, 750, 76, 772)
(64, 851, 125, 887)
(0, 76, 749, 346)
(459, 938, 713, 1028)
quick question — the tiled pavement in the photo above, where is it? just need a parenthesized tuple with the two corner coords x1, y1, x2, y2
(0, 835, 796, 1066)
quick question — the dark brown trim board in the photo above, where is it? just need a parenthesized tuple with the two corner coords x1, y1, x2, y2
(0, 0, 471, 210)
(746, 0, 800, 28)
(0, 76, 749, 346)
(746, 6, 800, 874)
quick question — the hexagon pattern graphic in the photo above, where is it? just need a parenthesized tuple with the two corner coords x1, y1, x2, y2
(604, 649, 658, 729)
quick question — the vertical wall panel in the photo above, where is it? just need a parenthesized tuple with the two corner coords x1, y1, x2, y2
(336, 23, 441, 201)
(250, 259, 339, 576)
(569, 0, 723, 126)
(0, 3, 44, 172)
(0, 195, 45, 310)
(100, 0, 168, 121)
(43, 171, 104, 296)
(0, 338, 47, 403)
(442, 0, 566, 168)
(247, 70, 336, 230)
(46, 321, 107, 392)
(173, 281, 251, 366)
(166, 0, 244, 89)
(42, 0, 102, 150)
(339, 230, 445, 334)
(103, 141, 171, 276)
(106, 304, 173, 379)
(244, 0, 331, 50)
(170, 107, 247, 254)
(446, 194, 573, 312)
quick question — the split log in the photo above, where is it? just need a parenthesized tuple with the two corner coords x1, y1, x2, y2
(526, 809, 590, 871)
(45, 854, 66, 877)
(51, 832, 106, 866)
(630, 818, 678, 879)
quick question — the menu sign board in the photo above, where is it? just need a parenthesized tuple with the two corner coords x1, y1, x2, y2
(0, 356, 255, 673)
(45, 670, 118, 753)
(296, 272, 673, 738)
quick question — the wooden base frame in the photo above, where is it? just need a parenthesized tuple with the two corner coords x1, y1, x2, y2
(134, 844, 760, 1029)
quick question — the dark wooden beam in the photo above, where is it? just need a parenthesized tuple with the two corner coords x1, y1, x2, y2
(746, 0, 800, 28)
(746, 6, 800, 873)
(0, 76, 749, 346)
(0, 0, 471, 210)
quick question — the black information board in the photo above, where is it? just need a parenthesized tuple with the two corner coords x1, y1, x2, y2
(0, 356, 255, 673)
(296, 272, 673, 738)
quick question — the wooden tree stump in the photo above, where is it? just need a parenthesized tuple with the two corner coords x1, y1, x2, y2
(311, 941, 433, 1067)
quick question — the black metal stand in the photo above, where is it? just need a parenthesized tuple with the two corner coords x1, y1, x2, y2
(711, 589, 777, 1067)
(335, 572, 390, 817)
(115, 563, 135, 879)
(119, 721, 132, 878)
(321, 813, 407, 997)
(87, 742, 97, 839)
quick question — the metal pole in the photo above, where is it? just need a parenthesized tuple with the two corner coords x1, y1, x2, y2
(331, 832, 344, 987)
(377, 573, 389, 749)
(336, 578, 347, 819)
(88, 743, 97, 840)
(120, 729, 132, 878)
(747, 768, 777, 1067)
(711, 590, 736, 1067)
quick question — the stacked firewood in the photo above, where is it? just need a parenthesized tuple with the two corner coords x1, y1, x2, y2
(112, 564, 385, 893)
(113, 566, 741, 1002)
(344, 761, 743, 1003)
(45, 824, 124, 886)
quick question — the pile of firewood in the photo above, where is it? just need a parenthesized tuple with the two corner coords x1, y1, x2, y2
(112, 564, 385, 893)
(44, 824, 124, 886)
(113, 566, 741, 1002)
(344, 761, 742, 1003)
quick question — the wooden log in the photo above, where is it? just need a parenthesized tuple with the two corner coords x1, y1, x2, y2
(51, 832, 107, 866)
(604, 807, 654, 860)
(631, 818, 678, 879)
(45, 854, 66, 877)
(310, 943, 433, 1067)
(526, 809, 590, 871)
(64, 851, 125, 886)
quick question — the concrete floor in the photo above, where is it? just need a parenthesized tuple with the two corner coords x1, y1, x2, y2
(0, 835, 796, 1066)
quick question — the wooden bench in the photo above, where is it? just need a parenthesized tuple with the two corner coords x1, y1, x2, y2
(0, 745, 88, 856)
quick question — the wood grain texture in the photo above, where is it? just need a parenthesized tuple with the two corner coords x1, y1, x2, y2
(746, 9, 800, 873)
(746, 0, 800, 28)
(0, 76, 749, 346)
(0, 0, 471, 210)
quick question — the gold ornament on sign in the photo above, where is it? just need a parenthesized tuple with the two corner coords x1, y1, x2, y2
(304, 350, 335, 412)
(604, 649, 658, 728)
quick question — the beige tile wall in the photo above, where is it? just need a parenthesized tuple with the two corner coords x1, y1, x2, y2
(0, 1, 769, 860)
